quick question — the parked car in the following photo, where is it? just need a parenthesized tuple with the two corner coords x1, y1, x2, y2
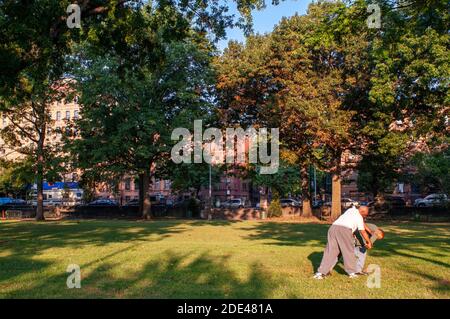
(312, 199, 324, 208)
(323, 198, 359, 209)
(123, 199, 139, 207)
(123, 196, 164, 207)
(222, 198, 245, 209)
(0, 197, 13, 205)
(0, 198, 27, 207)
(384, 196, 406, 208)
(165, 198, 175, 207)
(359, 200, 374, 207)
(342, 198, 359, 209)
(85, 199, 119, 206)
(414, 194, 449, 207)
(280, 198, 301, 208)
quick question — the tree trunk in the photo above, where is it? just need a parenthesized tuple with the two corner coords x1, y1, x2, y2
(35, 170, 45, 221)
(300, 165, 312, 217)
(141, 168, 152, 220)
(371, 178, 379, 201)
(35, 136, 45, 221)
(138, 173, 144, 214)
(260, 186, 268, 210)
(331, 172, 342, 221)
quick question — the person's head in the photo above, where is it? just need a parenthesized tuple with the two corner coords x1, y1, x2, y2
(358, 206, 369, 217)
(375, 228, 385, 240)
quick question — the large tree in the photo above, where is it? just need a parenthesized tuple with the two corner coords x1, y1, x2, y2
(0, 0, 272, 220)
(355, 0, 449, 199)
(70, 37, 216, 218)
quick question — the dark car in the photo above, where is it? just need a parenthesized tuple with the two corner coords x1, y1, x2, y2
(0, 198, 28, 208)
(85, 199, 119, 206)
(312, 199, 324, 208)
(123, 199, 139, 207)
(280, 198, 301, 208)
(384, 196, 406, 208)
(368, 196, 406, 213)
(0, 198, 35, 218)
(123, 196, 160, 207)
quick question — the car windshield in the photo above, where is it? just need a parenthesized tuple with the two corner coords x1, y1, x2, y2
(231, 200, 240, 203)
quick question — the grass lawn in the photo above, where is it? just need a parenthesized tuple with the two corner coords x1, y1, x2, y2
(0, 219, 449, 298)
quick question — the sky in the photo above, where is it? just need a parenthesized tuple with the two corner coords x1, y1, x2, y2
(217, 0, 313, 50)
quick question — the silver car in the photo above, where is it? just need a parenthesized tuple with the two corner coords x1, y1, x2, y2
(414, 194, 449, 207)
(222, 198, 245, 208)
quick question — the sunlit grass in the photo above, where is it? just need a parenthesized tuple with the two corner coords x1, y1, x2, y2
(0, 219, 448, 298)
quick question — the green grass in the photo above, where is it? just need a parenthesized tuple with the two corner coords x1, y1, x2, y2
(0, 219, 449, 298)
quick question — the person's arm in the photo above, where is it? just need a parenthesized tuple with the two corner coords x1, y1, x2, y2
(354, 231, 366, 247)
(359, 230, 373, 249)
(364, 223, 373, 236)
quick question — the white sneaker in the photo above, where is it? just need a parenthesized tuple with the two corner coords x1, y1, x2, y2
(348, 273, 359, 279)
(313, 272, 325, 280)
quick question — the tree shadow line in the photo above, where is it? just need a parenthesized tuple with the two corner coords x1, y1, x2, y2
(2, 249, 282, 298)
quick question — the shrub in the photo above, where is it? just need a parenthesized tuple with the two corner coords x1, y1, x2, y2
(268, 199, 282, 218)
(187, 198, 201, 217)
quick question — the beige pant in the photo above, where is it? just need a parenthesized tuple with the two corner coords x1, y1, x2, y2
(318, 225, 357, 275)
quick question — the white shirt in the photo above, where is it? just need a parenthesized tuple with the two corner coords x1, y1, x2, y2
(333, 206, 365, 232)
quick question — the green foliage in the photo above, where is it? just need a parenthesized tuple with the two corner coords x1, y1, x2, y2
(250, 161, 300, 197)
(268, 198, 282, 218)
(409, 147, 450, 194)
(187, 197, 201, 217)
(168, 163, 223, 197)
(0, 158, 34, 197)
(69, 38, 215, 175)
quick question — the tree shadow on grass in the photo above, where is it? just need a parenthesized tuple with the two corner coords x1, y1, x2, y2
(243, 222, 328, 248)
(3, 250, 283, 298)
(368, 223, 450, 269)
(0, 220, 189, 287)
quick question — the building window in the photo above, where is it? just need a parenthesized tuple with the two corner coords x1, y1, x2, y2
(73, 110, 79, 119)
(134, 180, 139, 191)
(164, 180, 170, 190)
(66, 110, 70, 120)
(125, 178, 131, 191)
(56, 111, 61, 121)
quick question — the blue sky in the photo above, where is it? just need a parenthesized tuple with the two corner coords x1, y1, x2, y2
(218, 0, 313, 50)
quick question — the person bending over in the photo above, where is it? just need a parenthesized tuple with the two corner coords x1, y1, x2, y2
(313, 206, 372, 279)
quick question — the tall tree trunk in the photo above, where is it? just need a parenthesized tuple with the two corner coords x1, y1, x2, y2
(331, 172, 342, 221)
(35, 131, 45, 221)
(372, 178, 379, 201)
(300, 165, 312, 217)
(35, 168, 44, 221)
(260, 186, 268, 210)
(141, 168, 152, 219)
(138, 173, 144, 214)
